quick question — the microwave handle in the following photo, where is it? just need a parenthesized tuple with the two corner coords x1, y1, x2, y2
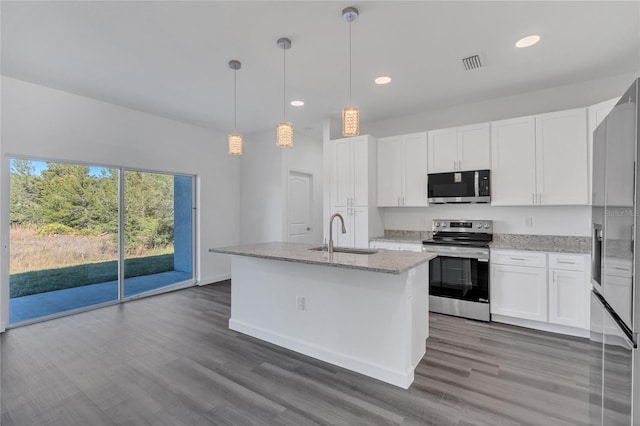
(474, 171, 479, 198)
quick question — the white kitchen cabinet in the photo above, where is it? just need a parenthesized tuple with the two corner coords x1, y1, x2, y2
(427, 127, 457, 173)
(377, 132, 428, 207)
(490, 116, 537, 205)
(535, 108, 589, 205)
(428, 123, 490, 173)
(326, 135, 383, 248)
(548, 268, 587, 329)
(330, 135, 374, 207)
(491, 108, 589, 206)
(331, 206, 370, 249)
(491, 263, 548, 322)
(491, 250, 590, 336)
(588, 97, 619, 205)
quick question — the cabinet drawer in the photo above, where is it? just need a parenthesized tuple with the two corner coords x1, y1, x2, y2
(491, 250, 546, 268)
(369, 241, 398, 250)
(396, 243, 423, 252)
(548, 253, 586, 271)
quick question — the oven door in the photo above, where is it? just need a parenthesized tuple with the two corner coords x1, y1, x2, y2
(429, 255, 489, 303)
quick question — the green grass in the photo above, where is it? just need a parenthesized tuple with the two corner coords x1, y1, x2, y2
(10, 254, 174, 298)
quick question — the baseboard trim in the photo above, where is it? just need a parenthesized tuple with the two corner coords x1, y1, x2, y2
(199, 274, 231, 286)
(492, 314, 589, 338)
(229, 318, 413, 389)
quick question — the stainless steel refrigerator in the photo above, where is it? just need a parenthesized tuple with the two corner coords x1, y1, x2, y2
(591, 78, 639, 425)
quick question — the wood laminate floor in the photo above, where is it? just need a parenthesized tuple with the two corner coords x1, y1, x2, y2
(1, 281, 591, 426)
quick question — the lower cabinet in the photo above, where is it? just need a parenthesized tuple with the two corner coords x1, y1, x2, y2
(491, 249, 589, 336)
(491, 264, 547, 322)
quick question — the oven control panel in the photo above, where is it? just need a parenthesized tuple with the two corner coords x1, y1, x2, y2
(432, 219, 493, 233)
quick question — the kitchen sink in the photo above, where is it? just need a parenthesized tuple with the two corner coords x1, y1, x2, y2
(308, 246, 378, 255)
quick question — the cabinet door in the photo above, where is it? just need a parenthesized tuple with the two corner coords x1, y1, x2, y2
(352, 207, 369, 249)
(458, 123, 490, 171)
(351, 136, 369, 206)
(535, 108, 588, 205)
(549, 269, 587, 329)
(490, 116, 536, 205)
(427, 127, 458, 173)
(331, 138, 352, 206)
(377, 136, 403, 206)
(605, 102, 636, 208)
(491, 264, 547, 322)
(403, 132, 429, 206)
(330, 206, 353, 248)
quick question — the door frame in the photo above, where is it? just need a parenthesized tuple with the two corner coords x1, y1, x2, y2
(285, 168, 314, 243)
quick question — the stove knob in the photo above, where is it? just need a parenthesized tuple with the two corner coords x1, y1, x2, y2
(483, 223, 490, 229)
(434, 222, 440, 227)
(476, 224, 482, 229)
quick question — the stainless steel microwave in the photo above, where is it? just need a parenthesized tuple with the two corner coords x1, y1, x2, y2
(427, 170, 490, 204)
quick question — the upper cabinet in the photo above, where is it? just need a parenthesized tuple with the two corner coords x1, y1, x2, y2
(535, 108, 589, 205)
(377, 132, 428, 207)
(428, 123, 490, 173)
(490, 116, 537, 205)
(491, 108, 588, 206)
(330, 135, 376, 207)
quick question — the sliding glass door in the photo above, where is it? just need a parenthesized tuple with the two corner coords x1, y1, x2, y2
(8, 158, 195, 325)
(123, 171, 193, 297)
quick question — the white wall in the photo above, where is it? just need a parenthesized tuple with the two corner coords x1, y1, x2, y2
(383, 205, 591, 237)
(240, 129, 323, 245)
(0, 77, 240, 329)
(346, 72, 639, 237)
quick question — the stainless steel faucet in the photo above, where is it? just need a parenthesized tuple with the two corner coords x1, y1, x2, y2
(329, 213, 347, 254)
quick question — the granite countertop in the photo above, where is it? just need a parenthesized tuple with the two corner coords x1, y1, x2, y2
(209, 242, 436, 275)
(490, 234, 591, 254)
(371, 230, 591, 254)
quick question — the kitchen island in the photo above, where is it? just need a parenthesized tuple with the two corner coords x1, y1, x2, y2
(209, 242, 435, 388)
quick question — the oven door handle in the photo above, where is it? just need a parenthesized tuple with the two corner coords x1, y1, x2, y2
(478, 258, 489, 263)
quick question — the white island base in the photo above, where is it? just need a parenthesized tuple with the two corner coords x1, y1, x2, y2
(228, 255, 429, 389)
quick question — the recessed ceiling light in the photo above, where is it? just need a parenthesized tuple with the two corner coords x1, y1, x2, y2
(375, 76, 391, 85)
(290, 100, 304, 107)
(515, 35, 541, 48)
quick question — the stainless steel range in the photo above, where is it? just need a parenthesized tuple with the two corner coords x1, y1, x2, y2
(423, 219, 492, 322)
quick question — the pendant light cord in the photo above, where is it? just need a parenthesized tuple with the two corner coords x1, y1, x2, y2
(349, 20, 352, 106)
(283, 46, 287, 120)
(233, 68, 237, 131)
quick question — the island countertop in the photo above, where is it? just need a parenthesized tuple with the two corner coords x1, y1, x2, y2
(209, 242, 436, 275)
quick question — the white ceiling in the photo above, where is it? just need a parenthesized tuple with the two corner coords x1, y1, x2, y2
(2, 1, 639, 138)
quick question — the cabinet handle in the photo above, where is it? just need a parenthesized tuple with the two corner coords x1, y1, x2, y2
(453, 160, 457, 171)
(556, 260, 576, 265)
(614, 266, 629, 271)
(532, 193, 535, 204)
(552, 271, 556, 282)
(397, 196, 400, 206)
(402, 196, 405, 206)
(510, 257, 526, 261)
(538, 193, 542, 204)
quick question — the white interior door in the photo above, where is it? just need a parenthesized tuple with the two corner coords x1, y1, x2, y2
(288, 171, 313, 243)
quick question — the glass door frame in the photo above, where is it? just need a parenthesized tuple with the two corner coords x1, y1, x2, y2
(1, 155, 197, 330)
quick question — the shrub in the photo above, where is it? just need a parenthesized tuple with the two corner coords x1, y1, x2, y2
(35, 223, 75, 236)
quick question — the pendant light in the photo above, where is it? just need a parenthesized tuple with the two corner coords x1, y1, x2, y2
(228, 60, 243, 156)
(276, 37, 293, 148)
(342, 6, 359, 137)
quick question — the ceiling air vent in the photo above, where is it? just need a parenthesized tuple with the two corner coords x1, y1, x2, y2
(462, 54, 483, 71)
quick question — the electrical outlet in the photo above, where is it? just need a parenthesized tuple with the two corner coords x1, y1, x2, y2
(296, 296, 305, 310)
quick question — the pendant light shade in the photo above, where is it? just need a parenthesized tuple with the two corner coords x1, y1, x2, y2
(342, 106, 359, 137)
(276, 122, 294, 148)
(228, 133, 242, 156)
(228, 60, 243, 156)
(276, 37, 294, 148)
(342, 7, 359, 137)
